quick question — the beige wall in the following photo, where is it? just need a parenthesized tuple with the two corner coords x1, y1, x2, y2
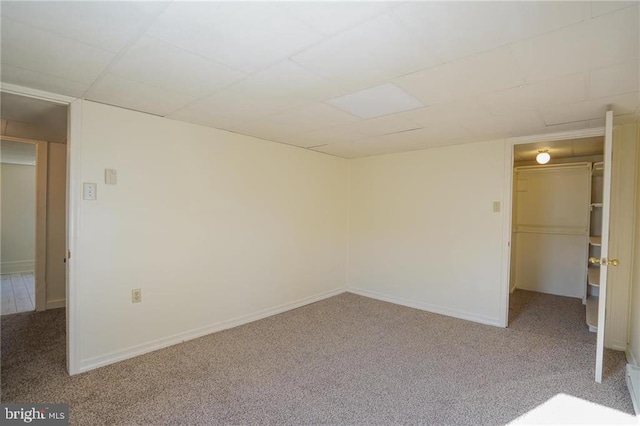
(348, 140, 506, 325)
(46, 143, 67, 309)
(1, 163, 36, 273)
(629, 124, 640, 365)
(76, 101, 348, 371)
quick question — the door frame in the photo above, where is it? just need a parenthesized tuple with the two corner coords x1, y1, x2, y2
(1, 83, 80, 375)
(0, 135, 47, 312)
(499, 127, 606, 329)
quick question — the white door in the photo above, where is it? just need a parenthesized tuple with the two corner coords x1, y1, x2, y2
(593, 110, 618, 383)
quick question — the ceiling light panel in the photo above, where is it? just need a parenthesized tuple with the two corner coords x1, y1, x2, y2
(109, 36, 245, 98)
(147, 2, 324, 73)
(327, 83, 424, 119)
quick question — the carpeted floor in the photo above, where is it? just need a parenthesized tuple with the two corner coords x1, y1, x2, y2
(1, 290, 634, 425)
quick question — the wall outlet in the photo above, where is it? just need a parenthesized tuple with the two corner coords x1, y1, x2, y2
(83, 182, 97, 200)
(132, 289, 142, 303)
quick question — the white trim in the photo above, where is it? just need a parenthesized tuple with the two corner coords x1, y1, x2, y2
(34, 141, 48, 312)
(78, 287, 346, 373)
(626, 364, 640, 415)
(0, 261, 35, 274)
(506, 127, 605, 145)
(500, 127, 605, 330)
(628, 347, 638, 366)
(46, 298, 66, 310)
(500, 140, 514, 327)
(510, 283, 517, 294)
(348, 287, 501, 327)
(66, 99, 82, 375)
(0, 82, 76, 104)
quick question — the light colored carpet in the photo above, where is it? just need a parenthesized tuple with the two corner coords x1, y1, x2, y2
(1, 290, 634, 425)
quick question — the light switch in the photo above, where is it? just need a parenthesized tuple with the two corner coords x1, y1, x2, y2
(492, 201, 501, 213)
(83, 183, 97, 200)
(105, 169, 117, 185)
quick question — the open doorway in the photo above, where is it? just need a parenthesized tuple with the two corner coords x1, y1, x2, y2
(0, 93, 68, 316)
(507, 137, 604, 342)
(1, 140, 37, 313)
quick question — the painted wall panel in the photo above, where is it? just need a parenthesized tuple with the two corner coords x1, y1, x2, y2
(77, 101, 348, 367)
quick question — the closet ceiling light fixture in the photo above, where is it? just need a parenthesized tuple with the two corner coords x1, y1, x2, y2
(536, 150, 551, 164)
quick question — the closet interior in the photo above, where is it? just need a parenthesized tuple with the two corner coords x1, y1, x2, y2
(510, 137, 604, 331)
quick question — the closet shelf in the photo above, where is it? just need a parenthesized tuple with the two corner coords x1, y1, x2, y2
(586, 296, 599, 331)
(589, 236, 602, 246)
(588, 267, 600, 287)
(590, 203, 603, 208)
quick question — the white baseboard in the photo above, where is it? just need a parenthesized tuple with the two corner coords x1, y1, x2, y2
(347, 287, 501, 327)
(46, 298, 66, 310)
(1, 260, 35, 274)
(510, 284, 517, 294)
(626, 364, 640, 416)
(627, 347, 638, 367)
(79, 287, 347, 373)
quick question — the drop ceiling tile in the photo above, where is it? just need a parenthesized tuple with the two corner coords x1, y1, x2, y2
(327, 84, 424, 119)
(464, 111, 546, 139)
(1, 18, 115, 84)
(346, 115, 423, 137)
(541, 92, 639, 125)
(166, 89, 296, 126)
(511, 5, 639, 84)
(85, 73, 196, 117)
(397, 47, 524, 103)
(228, 103, 361, 147)
(284, 2, 390, 35)
(392, 65, 456, 106)
(0, 64, 89, 98)
(228, 60, 345, 105)
(587, 6, 639, 70)
(110, 36, 245, 98)
(393, 2, 588, 63)
(398, 99, 491, 129)
(544, 120, 592, 132)
(147, 2, 324, 73)
(165, 109, 244, 131)
(291, 14, 442, 91)
(363, 124, 473, 147)
(310, 142, 363, 158)
(589, 61, 640, 99)
(254, 103, 360, 134)
(299, 125, 368, 147)
(478, 73, 587, 115)
(591, 1, 637, 18)
(0, 2, 168, 53)
(510, 22, 590, 84)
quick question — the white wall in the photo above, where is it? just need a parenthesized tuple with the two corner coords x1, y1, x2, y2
(348, 140, 506, 325)
(46, 143, 67, 309)
(76, 101, 348, 370)
(1, 163, 35, 273)
(512, 165, 590, 298)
